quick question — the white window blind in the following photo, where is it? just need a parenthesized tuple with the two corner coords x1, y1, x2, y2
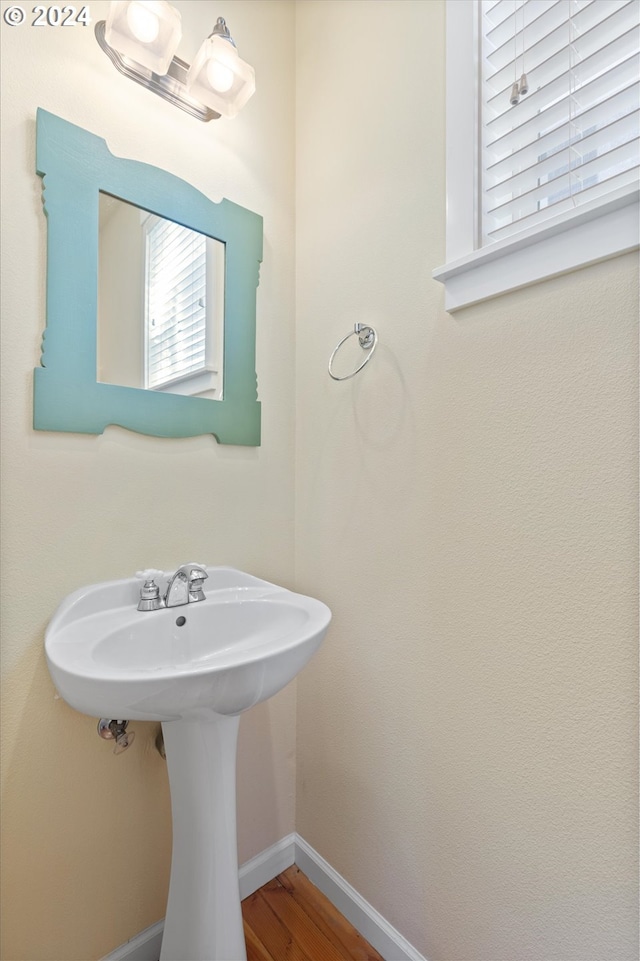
(145, 217, 209, 389)
(481, 0, 640, 243)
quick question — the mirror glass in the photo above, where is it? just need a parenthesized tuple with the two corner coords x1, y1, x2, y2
(97, 193, 225, 400)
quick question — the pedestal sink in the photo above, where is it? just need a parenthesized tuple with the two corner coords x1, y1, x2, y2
(44, 567, 331, 961)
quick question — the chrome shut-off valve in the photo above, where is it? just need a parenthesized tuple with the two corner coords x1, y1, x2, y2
(97, 718, 135, 754)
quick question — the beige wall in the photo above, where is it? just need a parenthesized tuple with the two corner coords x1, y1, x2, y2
(98, 196, 144, 388)
(0, 2, 296, 959)
(2, 1, 638, 960)
(295, 3, 638, 961)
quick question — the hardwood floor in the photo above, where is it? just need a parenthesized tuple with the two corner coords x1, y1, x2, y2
(241, 866, 385, 961)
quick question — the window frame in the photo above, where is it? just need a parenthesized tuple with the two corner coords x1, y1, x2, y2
(432, 0, 639, 312)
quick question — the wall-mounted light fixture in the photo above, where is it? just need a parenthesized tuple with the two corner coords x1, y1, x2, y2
(95, 1, 255, 122)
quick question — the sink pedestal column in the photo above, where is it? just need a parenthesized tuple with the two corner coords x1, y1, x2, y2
(159, 715, 246, 961)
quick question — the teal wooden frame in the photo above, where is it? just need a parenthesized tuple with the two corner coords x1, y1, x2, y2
(34, 109, 263, 445)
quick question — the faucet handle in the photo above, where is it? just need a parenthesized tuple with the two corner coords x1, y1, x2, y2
(183, 563, 208, 601)
(135, 570, 165, 611)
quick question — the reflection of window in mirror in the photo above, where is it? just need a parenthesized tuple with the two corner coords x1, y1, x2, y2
(97, 193, 225, 399)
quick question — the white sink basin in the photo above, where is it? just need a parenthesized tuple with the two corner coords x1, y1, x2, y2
(45, 566, 331, 721)
(45, 566, 331, 961)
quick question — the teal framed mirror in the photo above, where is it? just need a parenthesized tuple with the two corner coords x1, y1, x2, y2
(34, 109, 263, 445)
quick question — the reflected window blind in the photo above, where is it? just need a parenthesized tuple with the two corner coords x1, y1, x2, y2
(481, 0, 640, 243)
(146, 218, 207, 389)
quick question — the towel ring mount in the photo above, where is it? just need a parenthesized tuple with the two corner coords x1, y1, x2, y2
(328, 324, 378, 381)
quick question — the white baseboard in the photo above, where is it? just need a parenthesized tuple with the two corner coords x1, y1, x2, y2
(102, 833, 426, 961)
(239, 831, 296, 899)
(100, 920, 163, 961)
(295, 835, 427, 961)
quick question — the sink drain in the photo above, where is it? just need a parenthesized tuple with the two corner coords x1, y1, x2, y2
(176, 615, 186, 627)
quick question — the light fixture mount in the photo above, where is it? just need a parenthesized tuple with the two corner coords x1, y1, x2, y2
(95, 19, 221, 121)
(210, 16, 235, 46)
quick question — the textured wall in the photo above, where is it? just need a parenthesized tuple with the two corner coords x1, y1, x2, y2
(295, 2, 639, 960)
(2, 2, 638, 959)
(0, 2, 296, 959)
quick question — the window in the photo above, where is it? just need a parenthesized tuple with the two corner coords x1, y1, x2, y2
(433, 0, 640, 311)
(144, 215, 224, 397)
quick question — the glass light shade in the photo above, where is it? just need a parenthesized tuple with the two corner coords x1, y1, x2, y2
(186, 36, 255, 119)
(105, 1, 182, 76)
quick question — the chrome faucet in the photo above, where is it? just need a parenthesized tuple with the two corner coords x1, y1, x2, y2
(165, 564, 208, 608)
(136, 565, 208, 611)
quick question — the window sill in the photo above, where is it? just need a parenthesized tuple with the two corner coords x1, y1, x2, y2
(433, 185, 640, 313)
(152, 367, 220, 398)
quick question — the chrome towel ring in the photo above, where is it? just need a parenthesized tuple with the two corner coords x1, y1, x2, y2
(328, 323, 378, 381)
